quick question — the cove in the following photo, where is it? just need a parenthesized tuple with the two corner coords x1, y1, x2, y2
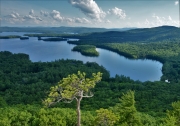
(0, 32, 163, 82)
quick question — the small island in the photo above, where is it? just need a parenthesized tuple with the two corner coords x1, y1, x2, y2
(20, 37, 29, 40)
(72, 45, 99, 57)
(38, 37, 67, 41)
(0, 35, 21, 39)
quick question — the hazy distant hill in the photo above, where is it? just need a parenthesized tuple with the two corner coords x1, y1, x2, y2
(68, 26, 180, 43)
(0, 26, 136, 34)
(2, 25, 179, 43)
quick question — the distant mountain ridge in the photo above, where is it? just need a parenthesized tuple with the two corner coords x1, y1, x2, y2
(1, 25, 179, 43)
(71, 25, 180, 43)
(0, 26, 136, 34)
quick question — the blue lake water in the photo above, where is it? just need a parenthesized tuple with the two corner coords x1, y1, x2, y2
(0, 32, 163, 82)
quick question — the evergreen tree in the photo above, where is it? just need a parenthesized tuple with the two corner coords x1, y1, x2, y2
(44, 71, 102, 126)
(113, 90, 142, 126)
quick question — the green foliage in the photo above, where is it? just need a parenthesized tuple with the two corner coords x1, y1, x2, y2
(0, 93, 180, 126)
(44, 71, 102, 126)
(165, 101, 180, 125)
(44, 71, 102, 106)
(0, 105, 96, 126)
(96, 42, 180, 60)
(95, 108, 118, 126)
(0, 51, 108, 106)
(138, 113, 157, 126)
(81, 111, 95, 126)
(0, 107, 32, 126)
(72, 45, 99, 57)
(113, 90, 142, 126)
(163, 114, 176, 126)
(0, 96, 7, 107)
(35, 108, 68, 126)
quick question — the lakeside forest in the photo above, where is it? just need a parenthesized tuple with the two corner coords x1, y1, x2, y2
(1, 26, 180, 125)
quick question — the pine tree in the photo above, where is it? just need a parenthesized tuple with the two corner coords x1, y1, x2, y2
(43, 71, 102, 126)
(113, 90, 142, 126)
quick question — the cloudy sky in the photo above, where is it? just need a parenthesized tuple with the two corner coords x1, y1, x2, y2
(0, 0, 179, 28)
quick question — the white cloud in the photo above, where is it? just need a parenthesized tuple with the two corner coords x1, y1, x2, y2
(65, 17, 74, 23)
(40, 10, 49, 17)
(48, 9, 90, 24)
(23, 15, 35, 20)
(108, 7, 126, 19)
(50, 10, 63, 21)
(69, 0, 106, 21)
(29, 9, 34, 15)
(7, 14, 17, 18)
(23, 15, 42, 23)
(175, 1, 179, 5)
(168, 16, 172, 21)
(145, 19, 150, 25)
(2, 10, 43, 24)
(74, 17, 91, 24)
(152, 14, 165, 25)
(6, 11, 20, 19)
(141, 14, 179, 28)
(136, 22, 141, 27)
(105, 19, 111, 23)
(74, 18, 83, 23)
(81, 18, 91, 23)
(36, 17, 43, 21)
(12, 11, 20, 18)
(3, 11, 24, 24)
(126, 22, 132, 27)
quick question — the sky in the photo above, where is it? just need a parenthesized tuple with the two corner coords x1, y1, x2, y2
(0, 0, 179, 28)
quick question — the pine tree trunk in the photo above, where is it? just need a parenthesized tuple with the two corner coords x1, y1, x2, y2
(77, 97, 82, 126)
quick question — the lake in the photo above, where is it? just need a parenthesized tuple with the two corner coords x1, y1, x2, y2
(0, 32, 163, 82)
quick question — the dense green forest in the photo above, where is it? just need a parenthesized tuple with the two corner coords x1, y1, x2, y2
(72, 45, 99, 56)
(1, 89, 180, 125)
(1, 51, 180, 125)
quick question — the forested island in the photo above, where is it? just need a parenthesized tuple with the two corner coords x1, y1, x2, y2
(72, 45, 99, 56)
(1, 26, 180, 125)
(0, 35, 21, 39)
(0, 35, 29, 40)
(38, 37, 67, 41)
(20, 37, 29, 40)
